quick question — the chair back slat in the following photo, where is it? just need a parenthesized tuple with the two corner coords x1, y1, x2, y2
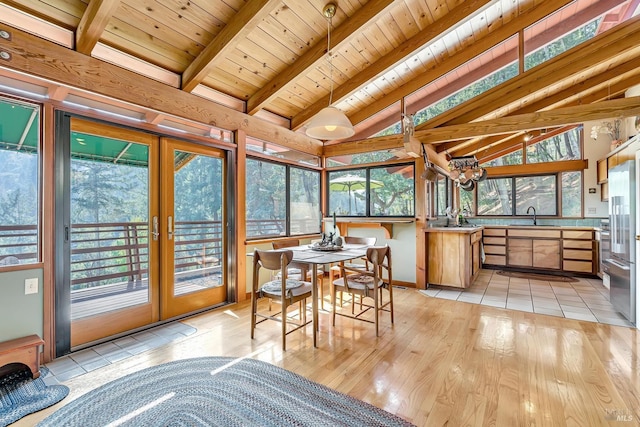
(272, 239, 300, 250)
(254, 249, 293, 271)
(344, 236, 377, 245)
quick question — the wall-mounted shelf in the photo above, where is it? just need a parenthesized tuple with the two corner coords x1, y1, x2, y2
(323, 217, 414, 239)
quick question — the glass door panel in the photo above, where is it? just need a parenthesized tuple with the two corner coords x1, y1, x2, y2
(69, 118, 159, 347)
(160, 138, 226, 319)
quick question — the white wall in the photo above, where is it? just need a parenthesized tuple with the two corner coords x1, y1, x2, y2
(583, 120, 613, 217)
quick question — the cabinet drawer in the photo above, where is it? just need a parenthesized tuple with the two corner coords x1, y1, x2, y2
(484, 237, 505, 245)
(563, 240, 592, 250)
(471, 230, 482, 244)
(563, 249, 593, 260)
(563, 260, 593, 273)
(508, 238, 533, 249)
(484, 255, 506, 265)
(483, 228, 506, 237)
(562, 230, 592, 240)
(509, 229, 561, 238)
(484, 245, 506, 255)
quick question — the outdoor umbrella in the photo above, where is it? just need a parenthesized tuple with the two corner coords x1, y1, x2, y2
(329, 174, 383, 214)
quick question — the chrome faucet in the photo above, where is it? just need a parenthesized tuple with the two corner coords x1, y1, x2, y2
(526, 206, 537, 225)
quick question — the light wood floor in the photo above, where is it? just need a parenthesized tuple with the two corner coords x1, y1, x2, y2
(19, 286, 640, 426)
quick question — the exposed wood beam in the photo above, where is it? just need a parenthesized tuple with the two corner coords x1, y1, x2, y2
(246, 0, 396, 115)
(343, 0, 574, 128)
(410, 0, 626, 123)
(181, 0, 280, 93)
(291, 0, 494, 130)
(486, 159, 588, 177)
(75, 0, 120, 55)
(323, 138, 449, 171)
(336, 96, 640, 154)
(0, 23, 322, 155)
(470, 126, 576, 162)
(420, 14, 640, 130)
(444, 58, 640, 155)
(415, 96, 640, 145)
(442, 56, 640, 154)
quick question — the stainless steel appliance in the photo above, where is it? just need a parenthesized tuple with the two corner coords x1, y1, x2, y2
(605, 160, 636, 323)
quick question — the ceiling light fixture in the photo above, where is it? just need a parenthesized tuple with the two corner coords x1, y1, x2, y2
(305, 3, 355, 140)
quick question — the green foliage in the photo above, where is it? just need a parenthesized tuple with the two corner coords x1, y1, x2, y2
(525, 19, 601, 70)
(71, 159, 148, 224)
(174, 155, 222, 222)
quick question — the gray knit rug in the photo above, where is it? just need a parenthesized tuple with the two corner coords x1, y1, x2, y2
(38, 357, 413, 426)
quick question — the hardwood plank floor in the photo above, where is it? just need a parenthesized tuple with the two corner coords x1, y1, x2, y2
(18, 287, 640, 426)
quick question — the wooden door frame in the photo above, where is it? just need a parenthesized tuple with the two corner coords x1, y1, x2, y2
(159, 137, 227, 319)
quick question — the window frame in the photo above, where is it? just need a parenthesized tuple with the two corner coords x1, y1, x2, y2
(0, 96, 43, 270)
(474, 171, 584, 218)
(326, 162, 416, 218)
(245, 155, 321, 240)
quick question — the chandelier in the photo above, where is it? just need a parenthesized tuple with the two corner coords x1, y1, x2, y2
(448, 155, 487, 191)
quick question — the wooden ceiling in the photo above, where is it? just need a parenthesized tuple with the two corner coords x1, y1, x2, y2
(1, 0, 640, 162)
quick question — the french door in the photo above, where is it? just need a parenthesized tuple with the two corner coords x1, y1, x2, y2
(58, 117, 227, 351)
(159, 138, 227, 318)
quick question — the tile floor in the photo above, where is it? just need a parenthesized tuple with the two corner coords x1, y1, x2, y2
(42, 321, 196, 386)
(420, 269, 634, 327)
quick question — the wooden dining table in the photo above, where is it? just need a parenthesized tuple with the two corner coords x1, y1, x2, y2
(277, 243, 371, 347)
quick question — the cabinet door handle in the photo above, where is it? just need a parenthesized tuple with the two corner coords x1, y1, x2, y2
(167, 216, 173, 240)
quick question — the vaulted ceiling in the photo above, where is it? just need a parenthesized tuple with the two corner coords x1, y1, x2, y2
(1, 0, 640, 164)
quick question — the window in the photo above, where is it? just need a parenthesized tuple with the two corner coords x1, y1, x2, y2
(435, 172, 451, 217)
(0, 98, 40, 266)
(477, 178, 512, 216)
(561, 171, 582, 217)
(325, 149, 401, 167)
(526, 127, 581, 163)
(514, 176, 557, 216)
(245, 157, 320, 239)
(328, 164, 415, 217)
(477, 175, 564, 217)
(524, 16, 602, 71)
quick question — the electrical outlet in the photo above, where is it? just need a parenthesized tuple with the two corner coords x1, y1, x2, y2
(24, 278, 38, 295)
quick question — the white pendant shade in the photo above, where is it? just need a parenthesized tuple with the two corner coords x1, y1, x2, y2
(305, 107, 355, 140)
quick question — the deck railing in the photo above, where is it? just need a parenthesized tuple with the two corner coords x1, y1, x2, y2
(0, 218, 320, 287)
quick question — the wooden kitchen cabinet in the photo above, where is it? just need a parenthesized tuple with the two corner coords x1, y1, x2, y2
(425, 227, 482, 288)
(506, 228, 561, 270)
(508, 238, 533, 266)
(562, 230, 595, 274)
(533, 239, 561, 269)
(596, 158, 608, 184)
(482, 227, 507, 266)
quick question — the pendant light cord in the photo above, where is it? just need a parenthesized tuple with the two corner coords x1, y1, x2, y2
(327, 11, 334, 105)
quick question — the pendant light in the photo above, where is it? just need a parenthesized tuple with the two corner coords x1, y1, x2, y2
(305, 3, 355, 140)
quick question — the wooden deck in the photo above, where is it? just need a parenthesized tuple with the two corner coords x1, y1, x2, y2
(70, 268, 223, 320)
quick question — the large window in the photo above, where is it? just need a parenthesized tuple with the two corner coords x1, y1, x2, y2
(476, 173, 582, 217)
(0, 98, 40, 267)
(328, 164, 415, 217)
(245, 158, 320, 239)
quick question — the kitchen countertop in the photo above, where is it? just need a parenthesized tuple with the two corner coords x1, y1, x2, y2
(424, 226, 483, 233)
